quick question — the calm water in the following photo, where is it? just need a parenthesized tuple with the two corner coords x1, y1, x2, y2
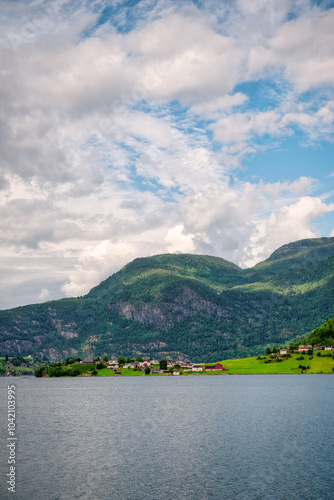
(0, 375, 333, 500)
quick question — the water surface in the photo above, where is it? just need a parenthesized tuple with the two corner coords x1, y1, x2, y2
(0, 375, 333, 499)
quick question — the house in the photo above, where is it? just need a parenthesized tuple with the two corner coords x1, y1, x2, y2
(205, 363, 223, 371)
(324, 345, 333, 351)
(151, 369, 163, 374)
(114, 371, 121, 376)
(279, 349, 288, 355)
(192, 365, 203, 372)
(167, 362, 174, 368)
(82, 358, 94, 364)
(313, 346, 322, 350)
(298, 345, 310, 352)
(173, 369, 179, 375)
(181, 362, 193, 369)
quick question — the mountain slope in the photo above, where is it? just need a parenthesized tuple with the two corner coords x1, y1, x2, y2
(1, 237, 334, 361)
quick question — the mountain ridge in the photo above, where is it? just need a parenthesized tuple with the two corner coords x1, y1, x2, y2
(1, 236, 334, 361)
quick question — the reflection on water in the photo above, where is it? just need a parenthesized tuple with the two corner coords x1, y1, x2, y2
(0, 375, 333, 500)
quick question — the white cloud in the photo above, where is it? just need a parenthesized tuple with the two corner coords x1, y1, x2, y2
(251, 197, 334, 265)
(189, 93, 249, 119)
(249, 7, 334, 91)
(0, 1, 334, 308)
(39, 288, 50, 300)
(165, 224, 196, 254)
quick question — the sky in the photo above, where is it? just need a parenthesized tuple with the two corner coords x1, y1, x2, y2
(0, 0, 334, 310)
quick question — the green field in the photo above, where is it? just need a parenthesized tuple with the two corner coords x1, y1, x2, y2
(218, 352, 334, 374)
(94, 368, 144, 376)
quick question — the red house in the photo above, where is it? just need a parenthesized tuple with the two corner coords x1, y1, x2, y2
(205, 363, 223, 371)
(298, 345, 310, 352)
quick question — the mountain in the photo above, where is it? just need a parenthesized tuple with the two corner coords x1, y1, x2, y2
(1, 237, 334, 362)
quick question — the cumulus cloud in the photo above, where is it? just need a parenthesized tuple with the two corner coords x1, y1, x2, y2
(165, 224, 196, 254)
(268, 8, 334, 91)
(251, 197, 334, 265)
(0, 0, 334, 308)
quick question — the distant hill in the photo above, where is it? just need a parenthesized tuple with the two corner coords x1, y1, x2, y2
(1, 237, 334, 362)
(301, 317, 334, 346)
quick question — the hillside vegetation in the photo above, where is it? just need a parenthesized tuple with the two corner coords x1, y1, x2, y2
(1, 237, 334, 362)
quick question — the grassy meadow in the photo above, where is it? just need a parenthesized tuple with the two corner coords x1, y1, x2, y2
(218, 352, 334, 375)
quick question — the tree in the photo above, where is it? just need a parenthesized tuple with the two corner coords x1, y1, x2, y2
(118, 355, 126, 365)
(103, 355, 108, 362)
(159, 359, 167, 370)
(93, 356, 100, 362)
(11, 357, 22, 367)
(266, 348, 271, 355)
(289, 343, 297, 352)
(136, 357, 143, 362)
(34, 365, 48, 377)
(65, 357, 76, 365)
(145, 366, 151, 375)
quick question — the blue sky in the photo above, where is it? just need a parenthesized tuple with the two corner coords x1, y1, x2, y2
(0, 0, 333, 309)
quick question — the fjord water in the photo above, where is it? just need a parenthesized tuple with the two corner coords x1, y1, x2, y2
(0, 375, 333, 500)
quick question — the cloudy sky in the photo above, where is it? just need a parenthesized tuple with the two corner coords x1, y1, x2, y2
(0, 0, 334, 309)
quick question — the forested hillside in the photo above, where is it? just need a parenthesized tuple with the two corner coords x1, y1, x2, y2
(1, 237, 334, 362)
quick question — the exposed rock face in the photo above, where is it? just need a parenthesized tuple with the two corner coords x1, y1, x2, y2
(111, 301, 171, 328)
(48, 309, 78, 338)
(110, 287, 229, 328)
(0, 339, 34, 353)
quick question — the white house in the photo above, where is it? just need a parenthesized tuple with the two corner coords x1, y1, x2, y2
(192, 365, 203, 372)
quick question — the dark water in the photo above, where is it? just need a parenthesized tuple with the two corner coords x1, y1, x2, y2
(0, 375, 333, 500)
